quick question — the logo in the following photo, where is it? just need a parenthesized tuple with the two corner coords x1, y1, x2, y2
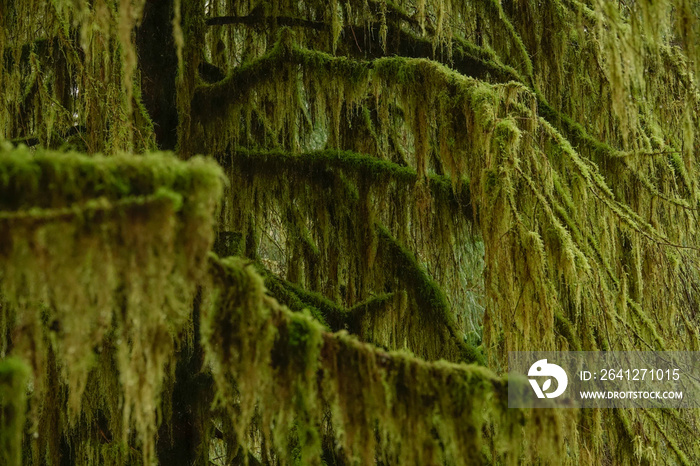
(528, 359, 568, 398)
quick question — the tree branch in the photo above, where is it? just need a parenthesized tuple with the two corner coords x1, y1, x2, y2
(206, 15, 327, 30)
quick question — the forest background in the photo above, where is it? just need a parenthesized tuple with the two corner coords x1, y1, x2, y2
(2, 0, 700, 464)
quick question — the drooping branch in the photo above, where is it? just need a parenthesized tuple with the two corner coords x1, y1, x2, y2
(202, 254, 564, 465)
(218, 148, 472, 209)
(374, 224, 485, 365)
(206, 15, 327, 30)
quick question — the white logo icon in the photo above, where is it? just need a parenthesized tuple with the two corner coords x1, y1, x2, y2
(528, 359, 568, 398)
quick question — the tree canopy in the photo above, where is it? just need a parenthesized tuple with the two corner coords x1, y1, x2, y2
(2, 0, 700, 464)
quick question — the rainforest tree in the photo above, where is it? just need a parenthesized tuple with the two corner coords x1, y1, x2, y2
(2, 0, 700, 464)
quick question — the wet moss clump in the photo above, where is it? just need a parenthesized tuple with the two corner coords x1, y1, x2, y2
(0, 144, 223, 465)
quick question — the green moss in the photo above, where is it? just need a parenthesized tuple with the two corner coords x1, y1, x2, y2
(258, 266, 333, 327)
(376, 225, 485, 365)
(0, 146, 223, 465)
(260, 261, 398, 333)
(280, 285, 335, 327)
(0, 357, 29, 466)
(554, 311, 581, 351)
(0, 145, 222, 210)
(6, 0, 700, 463)
(203, 254, 559, 465)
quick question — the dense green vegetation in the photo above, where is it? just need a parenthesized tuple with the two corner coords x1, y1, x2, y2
(2, 0, 700, 464)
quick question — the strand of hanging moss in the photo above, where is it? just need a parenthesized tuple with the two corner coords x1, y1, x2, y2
(642, 410, 692, 466)
(0, 357, 30, 466)
(551, 175, 620, 286)
(626, 298, 667, 350)
(553, 311, 581, 351)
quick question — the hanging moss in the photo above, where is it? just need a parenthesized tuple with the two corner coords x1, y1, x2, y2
(0, 145, 223, 465)
(0, 0, 158, 153)
(202, 254, 563, 465)
(375, 224, 484, 364)
(215, 144, 480, 363)
(0, 357, 30, 466)
(194, 5, 700, 456)
(222, 147, 471, 202)
(5, 0, 700, 463)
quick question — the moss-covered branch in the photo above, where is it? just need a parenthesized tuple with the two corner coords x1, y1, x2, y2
(0, 145, 224, 465)
(203, 254, 561, 465)
(375, 225, 485, 365)
(220, 148, 471, 209)
(259, 261, 397, 334)
(206, 14, 326, 30)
